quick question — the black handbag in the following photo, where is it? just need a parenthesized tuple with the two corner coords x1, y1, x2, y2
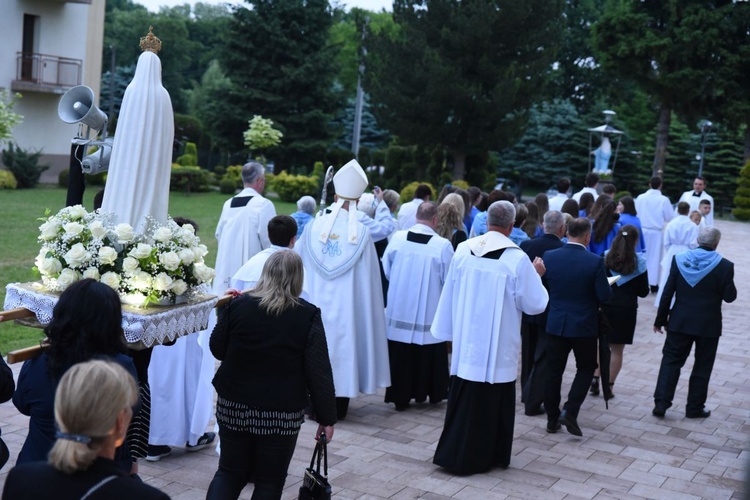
(298, 435, 332, 500)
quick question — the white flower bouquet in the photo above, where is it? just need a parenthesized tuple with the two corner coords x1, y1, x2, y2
(35, 206, 215, 306)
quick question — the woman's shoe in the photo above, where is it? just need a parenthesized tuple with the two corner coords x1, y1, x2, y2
(589, 376, 600, 396)
(604, 382, 615, 399)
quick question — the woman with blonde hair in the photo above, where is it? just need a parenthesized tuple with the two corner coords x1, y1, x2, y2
(207, 250, 336, 500)
(3, 360, 167, 499)
(437, 194, 467, 250)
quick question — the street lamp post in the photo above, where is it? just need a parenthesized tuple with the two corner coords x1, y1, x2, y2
(697, 120, 712, 178)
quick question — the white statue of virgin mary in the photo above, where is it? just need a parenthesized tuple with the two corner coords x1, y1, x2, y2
(101, 27, 174, 233)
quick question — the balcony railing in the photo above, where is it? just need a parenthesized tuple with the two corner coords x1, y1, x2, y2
(11, 52, 82, 94)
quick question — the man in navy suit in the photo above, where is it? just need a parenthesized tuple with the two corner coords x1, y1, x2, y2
(519, 210, 566, 416)
(543, 218, 613, 436)
(652, 226, 736, 419)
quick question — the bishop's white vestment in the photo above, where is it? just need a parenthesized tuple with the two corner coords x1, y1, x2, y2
(297, 208, 390, 398)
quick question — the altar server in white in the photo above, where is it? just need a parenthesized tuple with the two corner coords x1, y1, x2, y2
(635, 176, 674, 291)
(382, 201, 453, 411)
(397, 184, 433, 231)
(431, 201, 548, 475)
(101, 29, 174, 233)
(655, 201, 698, 306)
(297, 159, 390, 419)
(678, 176, 714, 226)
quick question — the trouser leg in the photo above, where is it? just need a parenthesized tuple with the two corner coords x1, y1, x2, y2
(251, 433, 300, 500)
(686, 336, 719, 413)
(564, 337, 597, 418)
(653, 331, 694, 408)
(336, 397, 350, 420)
(544, 334, 570, 421)
(207, 426, 254, 500)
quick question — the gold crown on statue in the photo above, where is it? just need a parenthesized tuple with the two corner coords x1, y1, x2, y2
(139, 26, 162, 54)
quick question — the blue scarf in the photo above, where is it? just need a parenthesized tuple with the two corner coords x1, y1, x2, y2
(675, 247, 722, 287)
(606, 252, 647, 286)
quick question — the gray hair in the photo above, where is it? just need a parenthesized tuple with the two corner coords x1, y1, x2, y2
(241, 162, 265, 185)
(297, 195, 316, 215)
(697, 226, 721, 249)
(251, 251, 303, 316)
(382, 189, 400, 212)
(543, 210, 565, 235)
(487, 200, 516, 229)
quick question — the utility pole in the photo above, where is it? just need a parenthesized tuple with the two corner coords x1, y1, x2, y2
(351, 16, 369, 159)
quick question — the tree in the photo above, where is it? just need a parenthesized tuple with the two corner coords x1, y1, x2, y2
(220, 0, 342, 170)
(0, 91, 23, 146)
(366, 0, 563, 180)
(592, 1, 732, 177)
(244, 115, 284, 162)
(186, 60, 237, 160)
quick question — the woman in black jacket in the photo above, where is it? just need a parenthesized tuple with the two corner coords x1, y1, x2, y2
(207, 250, 337, 500)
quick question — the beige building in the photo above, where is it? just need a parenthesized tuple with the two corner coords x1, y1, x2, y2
(0, 0, 105, 178)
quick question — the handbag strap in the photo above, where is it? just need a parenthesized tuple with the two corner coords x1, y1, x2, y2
(311, 434, 328, 478)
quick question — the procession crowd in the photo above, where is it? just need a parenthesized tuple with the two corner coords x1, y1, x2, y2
(0, 162, 737, 500)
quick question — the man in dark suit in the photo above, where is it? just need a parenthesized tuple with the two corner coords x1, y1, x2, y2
(520, 210, 566, 416)
(652, 226, 736, 418)
(543, 218, 613, 436)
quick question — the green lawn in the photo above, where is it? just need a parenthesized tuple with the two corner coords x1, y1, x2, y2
(0, 187, 297, 355)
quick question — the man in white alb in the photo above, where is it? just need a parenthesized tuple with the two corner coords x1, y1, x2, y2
(678, 176, 714, 226)
(396, 184, 432, 231)
(547, 178, 570, 212)
(382, 201, 454, 411)
(636, 176, 674, 293)
(572, 172, 600, 203)
(297, 159, 390, 419)
(231, 215, 298, 291)
(431, 201, 548, 474)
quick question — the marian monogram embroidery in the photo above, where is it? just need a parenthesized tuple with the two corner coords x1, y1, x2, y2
(322, 239, 342, 256)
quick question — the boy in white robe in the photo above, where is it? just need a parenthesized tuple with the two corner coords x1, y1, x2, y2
(382, 202, 454, 410)
(431, 201, 548, 474)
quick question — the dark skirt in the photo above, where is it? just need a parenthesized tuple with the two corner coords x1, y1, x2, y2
(433, 376, 515, 475)
(601, 304, 637, 344)
(384, 340, 449, 408)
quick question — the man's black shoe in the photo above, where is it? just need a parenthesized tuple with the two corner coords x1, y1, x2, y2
(652, 406, 666, 417)
(546, 420, 561, 434)
(558, 410, 583, 436)
(525, 405, 545, 416)
(686, 409, 711, 419)
(650, 285, 659, 294)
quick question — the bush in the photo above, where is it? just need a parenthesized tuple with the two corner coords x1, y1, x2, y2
(271, 171, 318, 202)
(214, 165, 226, 176)
(85, 172, 107, 186)
(733, 161, 750, 221)
(0, 169, 17, 189)
(58, 168, 69, 188)
(451, 180, 470, 190)
(614, 191, 632, 204)
(1, 143, 49, 188)
(219, 177, 237, 195)
(400, 181, 436, 202)
(176, 142, 199, 167)
(222, 165, 244, 189)
(265, 172, 276, 192)
(170, 166, 213, 193)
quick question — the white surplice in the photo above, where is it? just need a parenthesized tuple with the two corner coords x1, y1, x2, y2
(101, 51, 174, 233)
(678, 190, 714, 226)
(547, 193, 569, 212)
(654, 215, 699, 306)
(231, 245, 311, 300)
(382, 224, 453, 345)
(297, 208, 390, 398)
(635, 188, 674, 287)
(431, 232, 548, 383)
(572, 186, 598, 204)
(396, 198, 423, 231)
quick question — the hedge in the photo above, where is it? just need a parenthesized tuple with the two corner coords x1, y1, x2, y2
(170, 165, 213, 193)
(272, 171, 318, 202)
(0, 170, 17, 189)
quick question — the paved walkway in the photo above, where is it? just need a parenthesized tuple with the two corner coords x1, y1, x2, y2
(0, 220, 747, 499)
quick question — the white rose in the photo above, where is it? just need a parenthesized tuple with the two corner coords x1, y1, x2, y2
(159, 251, 181, 271)
(180, 223, 195, 235)
(131, 271, 152, 291)
(98, 246, 118, 266)
(63, 222, 84, 237)
(82, 267, 101, 280)
(63, 243, 90, 268)
(178, 248, 195, 265)
(115, 223, 135, 243)
(192, 244, 209, 259)
(39, 221, 61, 241)
(89, 220, 107, 239)
(57, 268, 79, 290)
(153, 227, 173, 243)
(129, 243, 153, 260)
(193, 263, 215, 283)
(122, 256, 140, 273)
(153, 272, 174, 291)
(38, 257, 62, 276)
(171, 279, 188, 296)
(68, 205, 87, 220)
(100, 271, 121, 290)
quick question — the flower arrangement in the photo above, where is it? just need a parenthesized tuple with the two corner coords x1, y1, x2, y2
(35, 205, 215, 306)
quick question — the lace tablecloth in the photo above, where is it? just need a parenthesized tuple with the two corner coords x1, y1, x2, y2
(4, 282, 219, 348)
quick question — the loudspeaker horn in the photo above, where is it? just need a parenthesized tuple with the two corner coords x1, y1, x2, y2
(58, 85, 108, 131)
(81, 137, 114, 175)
